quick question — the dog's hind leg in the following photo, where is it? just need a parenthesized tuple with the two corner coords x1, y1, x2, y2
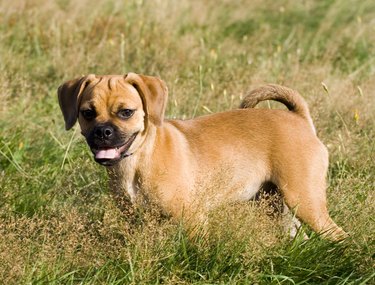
(276, 170, 348, 241)
(281, 202, 308, 239)
(275, 157, 348, 241)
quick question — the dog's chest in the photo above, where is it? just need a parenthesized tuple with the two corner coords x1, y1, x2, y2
(109, 158, 141, 201)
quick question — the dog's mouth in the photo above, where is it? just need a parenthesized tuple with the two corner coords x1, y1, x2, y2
(91, 132, 138, 166)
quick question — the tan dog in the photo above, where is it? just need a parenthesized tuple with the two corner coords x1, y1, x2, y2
(58, 73, 347, 241)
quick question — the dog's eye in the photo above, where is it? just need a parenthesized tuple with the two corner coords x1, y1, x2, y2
(118, 109, 135, 119)
(81, 109, 96, 120)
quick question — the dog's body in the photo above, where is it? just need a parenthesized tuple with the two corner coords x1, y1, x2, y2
(58, 73, 347, 241)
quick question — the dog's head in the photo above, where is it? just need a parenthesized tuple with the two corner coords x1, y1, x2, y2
(58, 73, 168, 166)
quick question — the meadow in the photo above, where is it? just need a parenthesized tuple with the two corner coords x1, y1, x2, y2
(0, 0, 374, 283)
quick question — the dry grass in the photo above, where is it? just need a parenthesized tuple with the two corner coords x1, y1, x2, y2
(0, 0, 374, 283)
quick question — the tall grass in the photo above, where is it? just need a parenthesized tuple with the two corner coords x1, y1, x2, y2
(0, 0, 374, 283)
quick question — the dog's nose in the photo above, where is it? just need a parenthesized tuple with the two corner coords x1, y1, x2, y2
(94, 125, 114, 140)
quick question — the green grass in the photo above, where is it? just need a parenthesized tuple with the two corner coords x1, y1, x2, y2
(0, 0, 374, 283)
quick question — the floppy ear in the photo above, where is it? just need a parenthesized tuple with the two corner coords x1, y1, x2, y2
(57, 74, 96, 130)
(125, 72, 168, 126)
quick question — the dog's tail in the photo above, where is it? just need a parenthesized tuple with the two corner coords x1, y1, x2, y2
(240, 84, 316, 134)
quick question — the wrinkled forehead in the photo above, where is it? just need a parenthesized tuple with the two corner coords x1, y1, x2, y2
(79, 76, 142, 107)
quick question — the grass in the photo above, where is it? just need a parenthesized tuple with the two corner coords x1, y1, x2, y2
(0, 0, 374, 283)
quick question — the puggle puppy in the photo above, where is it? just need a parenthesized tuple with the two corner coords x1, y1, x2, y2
(58, 73, 347, 241)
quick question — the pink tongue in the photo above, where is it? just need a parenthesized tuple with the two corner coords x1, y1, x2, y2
(95, 148, 119, 159)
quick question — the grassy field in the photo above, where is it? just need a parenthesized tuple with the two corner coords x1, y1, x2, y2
(0, 0, 374, 283)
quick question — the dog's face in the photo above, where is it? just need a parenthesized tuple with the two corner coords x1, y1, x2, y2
(58, 73, 168, 166)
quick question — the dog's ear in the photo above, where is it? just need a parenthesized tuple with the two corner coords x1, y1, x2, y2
(57, 74, 96, 130)
(125, 73, 168, 126)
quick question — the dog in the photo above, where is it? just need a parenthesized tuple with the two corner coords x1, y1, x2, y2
(58, 73, 347, 241)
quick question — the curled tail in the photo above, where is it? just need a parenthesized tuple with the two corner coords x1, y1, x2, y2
(240, 84, 316, 134)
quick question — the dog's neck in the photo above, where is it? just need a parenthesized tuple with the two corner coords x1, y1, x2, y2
(107, 125, 158, 203)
